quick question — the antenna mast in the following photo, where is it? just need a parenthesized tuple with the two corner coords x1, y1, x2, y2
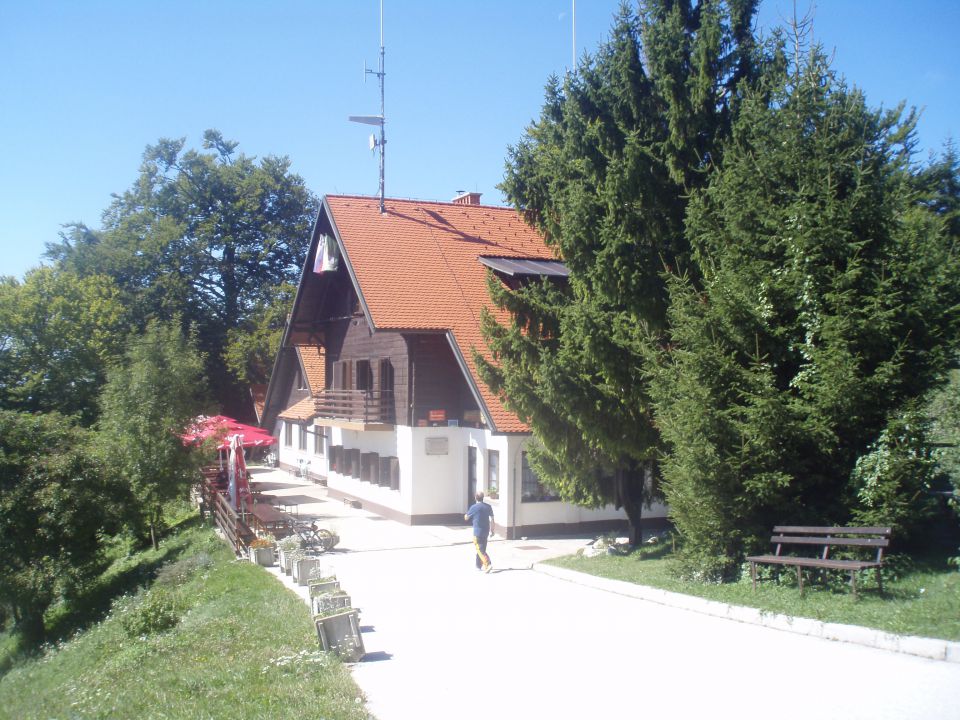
(349, 0, 386, 214)
(572, 0, 576, 71)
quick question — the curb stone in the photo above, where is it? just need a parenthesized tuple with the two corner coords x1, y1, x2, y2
(534, 563, 960, 664)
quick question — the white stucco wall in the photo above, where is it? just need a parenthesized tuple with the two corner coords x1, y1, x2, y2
(278, 419, 666, 535)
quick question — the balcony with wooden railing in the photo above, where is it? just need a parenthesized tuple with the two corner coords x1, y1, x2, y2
(314, 389, 395, 429)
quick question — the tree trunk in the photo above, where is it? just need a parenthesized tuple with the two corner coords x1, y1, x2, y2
(16, 607, 46, 645)
(615, 463, 647, 547)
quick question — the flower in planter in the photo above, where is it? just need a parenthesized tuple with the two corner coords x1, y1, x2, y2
(249, 537, 275, 549)
(278, 536, 301, 550)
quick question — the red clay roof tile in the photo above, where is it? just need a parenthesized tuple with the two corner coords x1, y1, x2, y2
(326, 195, 553, 433)
(278, 396, 317, 422)
(296, 345, 326, 395)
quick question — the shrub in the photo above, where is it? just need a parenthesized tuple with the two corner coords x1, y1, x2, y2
(851, 409, 940, 543)
(154, 552, 213, 587)
(121, 589, 184, 636)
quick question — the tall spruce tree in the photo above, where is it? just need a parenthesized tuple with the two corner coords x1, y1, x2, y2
(480, 1, 764, 542)
(646, 48, 960, 577)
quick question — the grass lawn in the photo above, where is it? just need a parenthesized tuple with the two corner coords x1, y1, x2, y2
(547, 544, 960, 641)
(0, 516, 370, 720)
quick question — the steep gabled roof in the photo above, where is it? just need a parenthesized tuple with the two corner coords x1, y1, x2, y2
(296, 345, 326, 395)
(325, 195, 554, 433)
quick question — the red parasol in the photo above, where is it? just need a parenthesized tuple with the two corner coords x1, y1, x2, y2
(182, 415, 277, 450)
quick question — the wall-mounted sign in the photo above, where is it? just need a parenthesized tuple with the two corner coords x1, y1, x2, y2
(425, 437, 449, 455)
(428, 409, 447, 422)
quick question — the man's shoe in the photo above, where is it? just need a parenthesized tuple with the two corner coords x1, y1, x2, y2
(483, 564, 492, 573)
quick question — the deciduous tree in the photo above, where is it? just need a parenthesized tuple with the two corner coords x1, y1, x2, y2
(0, 268, 128, 424)
(47, 130, 318, 417)
(0, 411, 127, 643)
(97, 320, 209, 550)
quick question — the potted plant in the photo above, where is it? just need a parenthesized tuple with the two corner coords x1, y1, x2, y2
(309, 576, 340, 597)
(312, 589, 352, 616)
(294, 554, 327, 586)
(277, 536, 302, 575)
(314, 609, 365, 662)
(288, 549, 307, 580)
(248, 537, 276, 566)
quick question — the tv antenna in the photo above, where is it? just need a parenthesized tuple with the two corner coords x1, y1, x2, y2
(349, 0, 386, 214)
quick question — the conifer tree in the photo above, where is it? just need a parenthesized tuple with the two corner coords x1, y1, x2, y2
(646, 48, 960, 577)
(481, 1, 763, 542)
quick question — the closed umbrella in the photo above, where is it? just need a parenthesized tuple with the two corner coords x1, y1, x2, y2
(227, 433, 251, 512)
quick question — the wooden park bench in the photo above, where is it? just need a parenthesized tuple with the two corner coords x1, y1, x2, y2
(746, 526, 891, 598)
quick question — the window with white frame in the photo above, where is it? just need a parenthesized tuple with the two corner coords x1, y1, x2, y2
(313, 427, 325, 456)
(487, 450, 499, 499)
(284, 421, 293, 447)
(298, 424, 308, 450)
(521, 451, 560, 502)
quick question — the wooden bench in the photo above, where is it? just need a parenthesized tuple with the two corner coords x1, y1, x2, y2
(746, 526, 891, 598)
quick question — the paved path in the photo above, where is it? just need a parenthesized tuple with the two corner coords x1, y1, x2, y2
(250, 469, 960, 720)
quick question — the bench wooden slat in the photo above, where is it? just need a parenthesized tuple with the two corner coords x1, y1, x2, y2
(746, 555, 881, 570)
(769, 535, 889, 548)
(772, 526, 891, 536)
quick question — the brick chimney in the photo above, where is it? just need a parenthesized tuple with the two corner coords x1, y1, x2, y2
(452, 191, 482, 205)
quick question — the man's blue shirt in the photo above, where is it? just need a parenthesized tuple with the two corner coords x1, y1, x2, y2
(465, 501, 493, 536)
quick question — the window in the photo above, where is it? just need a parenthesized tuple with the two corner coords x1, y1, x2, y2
(313, 427, 325, 456)
(296, 369, 306, 390)
(355, 360, 373, 391)
(284, 422, 293, 447)
(521, 451, 559, 502)
(298, 424, 308, 450)
(487, 450, 499, 499)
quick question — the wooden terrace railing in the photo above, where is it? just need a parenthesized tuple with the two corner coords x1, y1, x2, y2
(314, 389, 394, 424)
(200, 475, 255, 554)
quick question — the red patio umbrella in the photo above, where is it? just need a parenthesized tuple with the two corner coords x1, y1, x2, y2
(182, 415, 277, 450)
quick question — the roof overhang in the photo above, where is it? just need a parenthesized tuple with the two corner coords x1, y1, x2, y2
(444, 330, 499, 434)
(479, 256, 569, 278)
(322, 195, 377, 332)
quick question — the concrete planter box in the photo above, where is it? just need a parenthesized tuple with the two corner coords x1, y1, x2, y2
(308, 579, 340, 597)
(312, 592, 351, 616)
(315, 609, 365, 662)
(294, 557, 321, 585)
(280, 549, 300, 575)
(249, 546, 275, 566)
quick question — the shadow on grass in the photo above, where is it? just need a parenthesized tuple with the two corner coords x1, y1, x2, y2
(0, 513, 207, 677)
(47, 516, 204, 641)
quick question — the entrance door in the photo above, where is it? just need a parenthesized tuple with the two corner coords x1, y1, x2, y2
(467, 446, 477, 511)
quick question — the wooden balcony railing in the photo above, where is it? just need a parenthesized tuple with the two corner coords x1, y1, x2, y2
(314, 389, 394, 424)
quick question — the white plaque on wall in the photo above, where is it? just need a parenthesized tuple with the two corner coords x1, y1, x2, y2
(425, 437, 449, 455)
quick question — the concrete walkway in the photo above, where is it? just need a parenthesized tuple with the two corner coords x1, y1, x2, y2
(249, 469, 960, 720)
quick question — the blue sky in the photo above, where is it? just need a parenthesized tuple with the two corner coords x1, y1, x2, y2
(1, 1, 957, 280)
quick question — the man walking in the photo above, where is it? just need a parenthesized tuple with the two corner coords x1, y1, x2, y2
(464, 491, 494, 573)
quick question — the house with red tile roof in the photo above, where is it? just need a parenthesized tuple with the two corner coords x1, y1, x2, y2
(262, 193, 649, 537)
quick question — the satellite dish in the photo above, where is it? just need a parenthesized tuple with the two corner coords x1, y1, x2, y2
(369, 133, 377, 151)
